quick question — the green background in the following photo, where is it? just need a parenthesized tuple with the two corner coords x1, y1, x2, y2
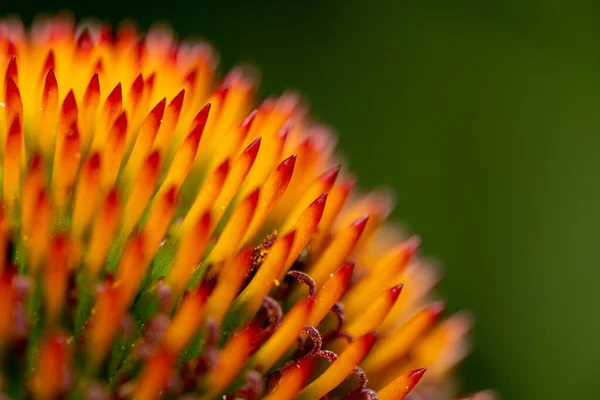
(4, 0, 599, 398)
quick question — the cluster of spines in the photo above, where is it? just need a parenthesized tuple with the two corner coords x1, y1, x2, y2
(0, 14, 477, 400)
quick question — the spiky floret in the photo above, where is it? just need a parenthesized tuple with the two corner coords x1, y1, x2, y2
(0, 13, 484, 400)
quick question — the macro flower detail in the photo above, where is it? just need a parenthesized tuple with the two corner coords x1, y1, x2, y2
(0, 14, 487, 400)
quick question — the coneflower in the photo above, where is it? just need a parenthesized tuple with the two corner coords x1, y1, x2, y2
(0, 13, 488, 400)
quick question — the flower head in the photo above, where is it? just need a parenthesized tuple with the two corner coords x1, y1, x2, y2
(0, 14, 485, 399)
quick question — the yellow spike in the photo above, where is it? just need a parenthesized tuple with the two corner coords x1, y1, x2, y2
(166, 211, 211, 301)
(122, 98, 165, 183)
(296, 333, 377, 400)
(101, 111, 128, 189)
(208, 188, 259, 264)
(205, 248, 252, 323)
(236, 231, 295, 321)
(210, 137, 261, 224)
(80, 73, 101, 152)
(307, 261, 354, 327)
(27, 189, 51, 274)
(377, 368, 427, 400)
(305, 214, 369, 290)
(120, 151, 161, 238)
(86, 190, 120, 278)
(72, 153, 102, 237)
(409, 313, 472, 380)
(157, 114, 204, 194)
(3, 117, 21, 211)
(44, 236, 69, 326)
(87, 280, 123, 367)
(92, 83, 122, 151)
(263, 356, 315, 400)
(204, 324, 261, 397)
(252, 297, 314, 373)
(311, 175, 355, 253)
(142, 186, 178, 260)
(343, 238, 418, 319)
(207, 109, 255, 171)
(133, 351, 175, 400)
(281, 192, 327, 276)
(30, 334, 70, 400)
(242, 154, 295, 243)
(180, 158, 229, 234)
(346, 284, 402, 337)
(163, 285, 210, 354)
(154, 89, 185, 154)
(362, 302, 444, 375)
(239, 121, 291, 198)
(281, 165, 339, 232)
(22, 154, 45, 238)
(52, 122, 81, 209)
(39, 68, 59, 158)
(115, 234, 146, 309)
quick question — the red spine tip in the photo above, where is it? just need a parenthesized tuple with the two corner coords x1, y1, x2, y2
(8, 116, 20, 137)
(76, 28, 93, 51)
(42, 51, 55, 73)
(240, 109, 258, 131)
(113, 111, 128, 136)
(281, 230, 297, 247)
(388, 284, 404, 300)
(130, 73, 144, 98)
(170, 89, 185, 109)
(62, 90, 78, 116)
(360, 331, 378, 350)
(244, 137, 262, 159)
(337, 261, 355, 283)
(88, 152, 101, 171)
(428, 301, 446, 320)
(351, 214, 370, 232)
(246, 188, 260, 208)
(216, 158, 230, 176)
(6, 55, 17, 81)
(106, 189, 119, 209)
(321, 164, 341, 185)
(276, 154, 297, 177)
(107, 83, 122, 104)
(147, 151, 161, 171)
(193, 102, 211, 126)
(408, 368, 427, 382)
(164, 186, 179, 205)
(277, 120, 294, 139)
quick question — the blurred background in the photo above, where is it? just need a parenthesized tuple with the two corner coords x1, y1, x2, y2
(3, 0, 599, 398)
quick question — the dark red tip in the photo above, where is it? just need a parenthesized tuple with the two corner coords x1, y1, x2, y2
(42, 51, 55, 73)
(146, 150, 161, 171)
(407, 368, 427, 383)
(62, 90, 78, 117)
(88, 152, 101, 171)
(276, 154, 297, 178)
(164, 186, 179, 206)
(193, 103, 211, 127)
(6, 55, 17, 81)
(351, 214, 370, 234)
(129, 73, 144, 99)
(336, 261, 355, 285)
(388, 284, 404, 301)
(169, 89, 185, 111)
(320, 164, 341, 186)
(240, 109, 258, 132)
(77, 28, 93, 51)
(243, 137, 262, 160)
(427, 301, 445, 320)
